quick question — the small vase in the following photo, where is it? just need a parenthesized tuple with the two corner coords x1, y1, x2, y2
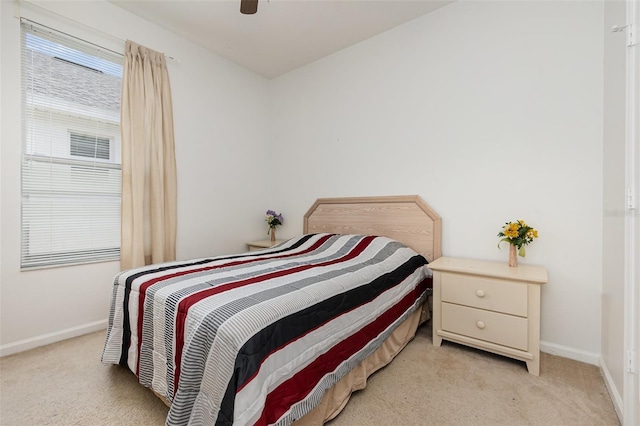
(508, 244, 517, 267)
(270, 227, 276, 243)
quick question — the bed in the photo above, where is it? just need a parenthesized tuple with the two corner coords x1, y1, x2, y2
(102, 195, 442, 426)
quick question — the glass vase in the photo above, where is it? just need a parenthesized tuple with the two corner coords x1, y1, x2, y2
(270, 227, 276, 243)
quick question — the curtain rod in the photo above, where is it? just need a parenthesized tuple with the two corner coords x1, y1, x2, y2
(20, 17, 178, 62)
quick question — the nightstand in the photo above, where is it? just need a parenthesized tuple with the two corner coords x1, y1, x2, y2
(429, 256, 548, 376)
(246, 239, 285, 252)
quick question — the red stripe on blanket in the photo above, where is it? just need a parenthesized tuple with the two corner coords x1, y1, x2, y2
(255, 281, 427, 426)
(134, 234, 333, 376)
(172, 235, 375, 395)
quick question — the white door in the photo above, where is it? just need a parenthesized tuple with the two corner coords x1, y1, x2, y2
(624, 1, 639, 425)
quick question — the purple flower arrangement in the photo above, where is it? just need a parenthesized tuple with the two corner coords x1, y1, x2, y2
(265, 210, 284, 233)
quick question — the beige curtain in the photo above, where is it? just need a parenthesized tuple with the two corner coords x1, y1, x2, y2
(120, 41, 177, 270)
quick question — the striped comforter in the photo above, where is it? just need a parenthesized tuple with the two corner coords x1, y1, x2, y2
(102, 234, 431, 426)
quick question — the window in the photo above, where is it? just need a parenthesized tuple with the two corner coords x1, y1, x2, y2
(70, 132, 111, 161)
(21, 20, 123, 268)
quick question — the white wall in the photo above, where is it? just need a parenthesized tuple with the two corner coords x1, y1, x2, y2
(601, 0, 626, 419)
(270, 1, 605, 359)
(0, 0, 272, 353)
(0, 0, 609, 362)
(0, 1, 4, 346)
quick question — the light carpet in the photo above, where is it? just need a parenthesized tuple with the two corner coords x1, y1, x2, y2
(0, 324, 619, 425)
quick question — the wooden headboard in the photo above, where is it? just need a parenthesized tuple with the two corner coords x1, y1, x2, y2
(303, 195, 442, 262)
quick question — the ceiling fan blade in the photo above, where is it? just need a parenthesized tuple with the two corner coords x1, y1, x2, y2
(240, 0, 258, 14)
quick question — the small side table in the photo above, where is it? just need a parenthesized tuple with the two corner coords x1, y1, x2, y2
(246, 239, 285, 252)
(429, 256, 548, 375)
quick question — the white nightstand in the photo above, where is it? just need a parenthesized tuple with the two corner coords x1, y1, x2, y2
(246, 239, 285, 252)
(429, 256, 548, 376)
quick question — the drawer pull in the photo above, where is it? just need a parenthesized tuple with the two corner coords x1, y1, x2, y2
(476, 321, 485, 329)
(476, 289, 485, 298)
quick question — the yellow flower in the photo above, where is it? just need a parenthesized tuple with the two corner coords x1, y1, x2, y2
(504, 229, 519, 238)
(508, 223, 520, 232)
(518, 219, 527, 227)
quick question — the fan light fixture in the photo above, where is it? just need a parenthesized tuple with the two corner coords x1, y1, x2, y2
(240, 0, 258, 14)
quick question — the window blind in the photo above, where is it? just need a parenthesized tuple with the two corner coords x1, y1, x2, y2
(21, 20, 123, 269)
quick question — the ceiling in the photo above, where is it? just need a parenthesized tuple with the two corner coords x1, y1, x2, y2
(111, 0, 453, 79)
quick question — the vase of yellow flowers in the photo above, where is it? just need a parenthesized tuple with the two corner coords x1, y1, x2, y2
(265, 210, 283, 243)
(497, 220, 539, 267)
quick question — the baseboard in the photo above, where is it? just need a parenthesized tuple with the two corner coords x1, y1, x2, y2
(600, 358, 624, 424)
(540, 340, 600, 366)
(0, 319, 108, 357)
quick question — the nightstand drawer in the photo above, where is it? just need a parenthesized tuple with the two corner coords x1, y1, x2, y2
(441, 302, 529, 351)
(441, 274, 528, 317)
